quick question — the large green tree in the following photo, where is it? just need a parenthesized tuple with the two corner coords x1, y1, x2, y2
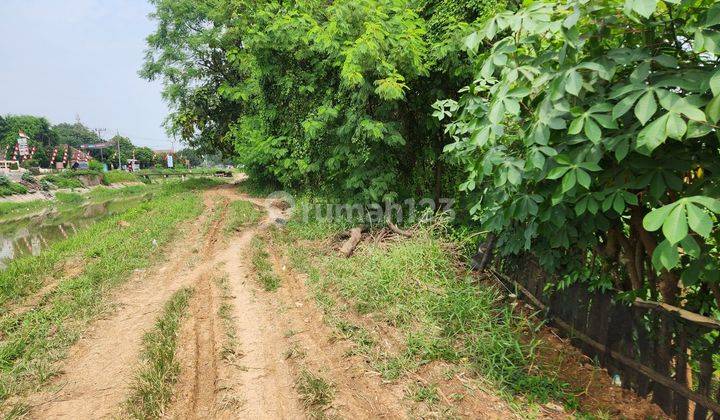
(143, 0, 503, 202)
(53, 122, 102, 148)
(0, 115, 57, 165)
(106, 135, 136, 168)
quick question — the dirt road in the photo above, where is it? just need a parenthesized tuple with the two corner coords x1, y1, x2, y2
(18, 184, 415, 419)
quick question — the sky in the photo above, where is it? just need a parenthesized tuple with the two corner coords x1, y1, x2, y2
(0, 0, 175, 150)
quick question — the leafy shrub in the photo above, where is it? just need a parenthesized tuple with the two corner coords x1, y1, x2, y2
(437, 1, 720, 305)
(21, 172, 37, 184)
(88, 160, 104, 172)
(0, 176, 28, 197)
(43, 173, 83, 189)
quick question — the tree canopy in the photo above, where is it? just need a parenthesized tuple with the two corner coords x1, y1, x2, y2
(142, 0, 505, 201)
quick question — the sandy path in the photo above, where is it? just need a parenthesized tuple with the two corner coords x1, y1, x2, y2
(18, 183, 422, 419)
(165, 187, 305, 419)
(24, 189, 227, 419)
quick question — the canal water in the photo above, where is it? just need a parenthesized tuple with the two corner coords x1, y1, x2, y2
(0, 197, 145, 270)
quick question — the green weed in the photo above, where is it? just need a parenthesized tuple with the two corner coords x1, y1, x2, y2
(214, 274, 240, 360)
(296, 369, 334, 410)
(0, 179, 213, 405)
(409, 382, 440, 404)
(0, 201, 48, 220)
(103, 170, 139, 184)
(250, 237, 280, 291)
(124, 287, 193, 419)
(225, 200, 262, 233)
(277, 219, 576, 409)
(54, 192, 83, 205)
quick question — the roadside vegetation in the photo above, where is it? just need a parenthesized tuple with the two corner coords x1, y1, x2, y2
(103, 170, 139, 184)
(0, 183, 155, 224)
(225, 199, 262, 233)
(0, 176, 27, 197)
(273, 215, 575, 412)
(142, 0, 720, 416)
(0, 178, 218, 409)
(0, 200, 48, 220)
(249, 236, 281, 292)
(295, 368, 335, 416)
(124, 287, 193, 419)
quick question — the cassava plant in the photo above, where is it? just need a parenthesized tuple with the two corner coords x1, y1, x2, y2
(435, 1, 720, 410)
(436, 0, 720, 307)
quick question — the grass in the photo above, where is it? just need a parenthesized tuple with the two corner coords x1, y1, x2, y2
(225, 199, 262, 232)
(124, 287, 193, 419)
(103, 170, 139, 184)
(87, 184, 153, 202)
(0, 201, 48, 220)
(250, 236, 281, 291)
(0, 179, 27, 197)
(215, 274, 240, 361)
(275, 215, 577, 410)
(296, 368, 334, 412)
(54, 192, 83, 205)
(0, 178, 217, 407)
(409, 382, 440, 404)
(42, 173, 85, 189)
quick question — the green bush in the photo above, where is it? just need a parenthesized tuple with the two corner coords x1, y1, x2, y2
(0, 176, 28, 197)
(42, 173, 83, 189)
(88, 160, 104, 172)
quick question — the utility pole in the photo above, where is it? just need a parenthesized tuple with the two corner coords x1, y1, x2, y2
(116, 129, 121, 170)
(94, 128, 107, 162)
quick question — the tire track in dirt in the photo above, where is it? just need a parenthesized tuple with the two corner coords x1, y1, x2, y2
(166, 271, 221, 419)
(20, 189, 229, 419)
(165, 203, 305, 419)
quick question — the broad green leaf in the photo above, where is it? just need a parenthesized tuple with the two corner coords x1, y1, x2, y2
(632, 0, 658, 18)
(613, 193, 625, 213)
(644, 203, 676, 231)
(546, 166, 570, 179)
(636, 113, 669, 152)
(584, 118, 602, 142)
(464, 31, 481, 53)
(562, 170, 577, 192)
(489, 100, 505, 123)
(686, 202, 713, 237)
(576, 168, 591, 188)
(507, 166, 522, 185)
(710, 70, 720, 96)
(665, 112, 687, 139)
(566, 69, 582, 96)
(690, 196, 720, 213)
(652, 239, 679, 270)
(634, 90, 656, 125)
(568, 117, 584, 135)
(663, 204, 688, 244)
(612, 91, 643, 119)
(674, 99, 706, 122)
(706, 95, 720, 123)
(680, 235, 701, 258)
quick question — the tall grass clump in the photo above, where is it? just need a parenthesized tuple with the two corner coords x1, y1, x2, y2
(124, 288, 193, 419)
(279, 218, 573, 406)
(225, 200, 261, 232)
(103, 170, 139, 184)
